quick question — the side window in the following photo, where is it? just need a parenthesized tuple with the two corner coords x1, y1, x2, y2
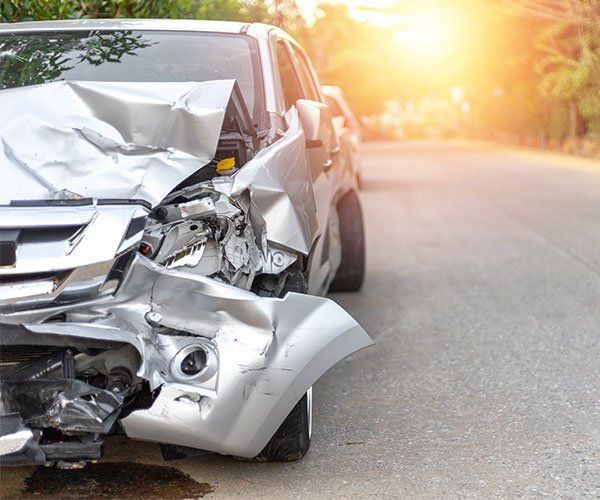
(275, 41, 303, 110)
(289, 46, 321, 102)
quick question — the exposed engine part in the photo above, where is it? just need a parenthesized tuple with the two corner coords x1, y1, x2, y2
(0, 342, 143, 468)
(4, 379, 124, 434)
(0, 345, 63, 368)
(106, 367, 133, 394)
(0, 343, 141, 466)
(142, 188, 264, 290)
(1, 350, 64, 382)
(0, 413, 105, 466)
(154, 197, 216, 224)
(62, 349, 75, 379)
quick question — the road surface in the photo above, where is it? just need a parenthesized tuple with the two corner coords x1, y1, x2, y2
(2, 141, 600, 498)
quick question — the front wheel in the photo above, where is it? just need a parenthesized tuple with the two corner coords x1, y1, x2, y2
(253, 388, 312, 462)
(249, 272, 313, 462)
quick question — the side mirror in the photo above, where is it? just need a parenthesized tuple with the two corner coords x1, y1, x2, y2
(296, 99, 333, 150)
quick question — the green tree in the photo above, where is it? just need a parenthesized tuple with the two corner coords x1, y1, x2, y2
(0, 0, 272, 23)
(507, 0, 600, 137)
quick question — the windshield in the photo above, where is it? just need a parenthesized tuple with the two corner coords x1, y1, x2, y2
(0, 30, 263, 124)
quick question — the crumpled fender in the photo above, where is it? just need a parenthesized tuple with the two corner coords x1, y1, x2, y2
(213, 109, 320, 256)
(121, 289, 372, 458)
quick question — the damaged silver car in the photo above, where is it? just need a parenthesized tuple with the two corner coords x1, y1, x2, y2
(0, 19, 371, 466)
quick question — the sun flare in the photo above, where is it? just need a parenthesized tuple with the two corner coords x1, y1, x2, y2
(394, 8, 457, 57)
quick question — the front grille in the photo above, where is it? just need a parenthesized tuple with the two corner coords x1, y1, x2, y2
(0, 203, 147, 312)
(3, 226, 82, 244)
(0, 270, 72, 309)
(0, 256, 124, 312)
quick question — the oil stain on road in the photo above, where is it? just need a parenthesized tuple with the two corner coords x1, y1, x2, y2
(20, 461, 214, 499)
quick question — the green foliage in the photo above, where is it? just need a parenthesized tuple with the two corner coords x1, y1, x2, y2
(0, 0, 272, 23)
(536, 22, 600, 124)
(1, 0, 80, 22)
(133, 0, 272, 22)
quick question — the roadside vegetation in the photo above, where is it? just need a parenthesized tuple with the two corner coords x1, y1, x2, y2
(1, 0, 599, 155)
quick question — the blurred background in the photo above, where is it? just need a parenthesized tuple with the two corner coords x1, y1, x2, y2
(2, 0, 599, 156)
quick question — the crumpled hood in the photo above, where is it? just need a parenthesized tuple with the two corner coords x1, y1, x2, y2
(0, 80, 235, 207)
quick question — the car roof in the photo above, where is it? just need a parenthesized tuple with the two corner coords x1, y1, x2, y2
(0, 19, 268, 34)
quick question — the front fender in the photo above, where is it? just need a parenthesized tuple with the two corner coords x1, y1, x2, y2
(121, 291, 372, 457)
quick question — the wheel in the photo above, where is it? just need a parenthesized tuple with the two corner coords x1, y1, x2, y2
(248, 271, 312, 462)
(329, 190, 365, 292)
(252, 388, 312, 462)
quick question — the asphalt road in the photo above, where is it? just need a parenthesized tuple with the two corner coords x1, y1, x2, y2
(3, 141, 600, 498)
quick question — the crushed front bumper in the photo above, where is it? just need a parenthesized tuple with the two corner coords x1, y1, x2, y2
(1, 254, 372, 462)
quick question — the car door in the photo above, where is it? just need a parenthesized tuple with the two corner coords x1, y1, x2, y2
(272, 38, 341, 295)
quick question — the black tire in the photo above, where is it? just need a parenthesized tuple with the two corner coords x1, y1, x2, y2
(247, 271, 312, 462)
(252, 391, 312, 462)
(329, 190, 365, 292)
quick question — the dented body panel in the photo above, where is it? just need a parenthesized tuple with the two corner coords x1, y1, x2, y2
(0, 19, 370, 465)
(0, 80, 234, 207)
